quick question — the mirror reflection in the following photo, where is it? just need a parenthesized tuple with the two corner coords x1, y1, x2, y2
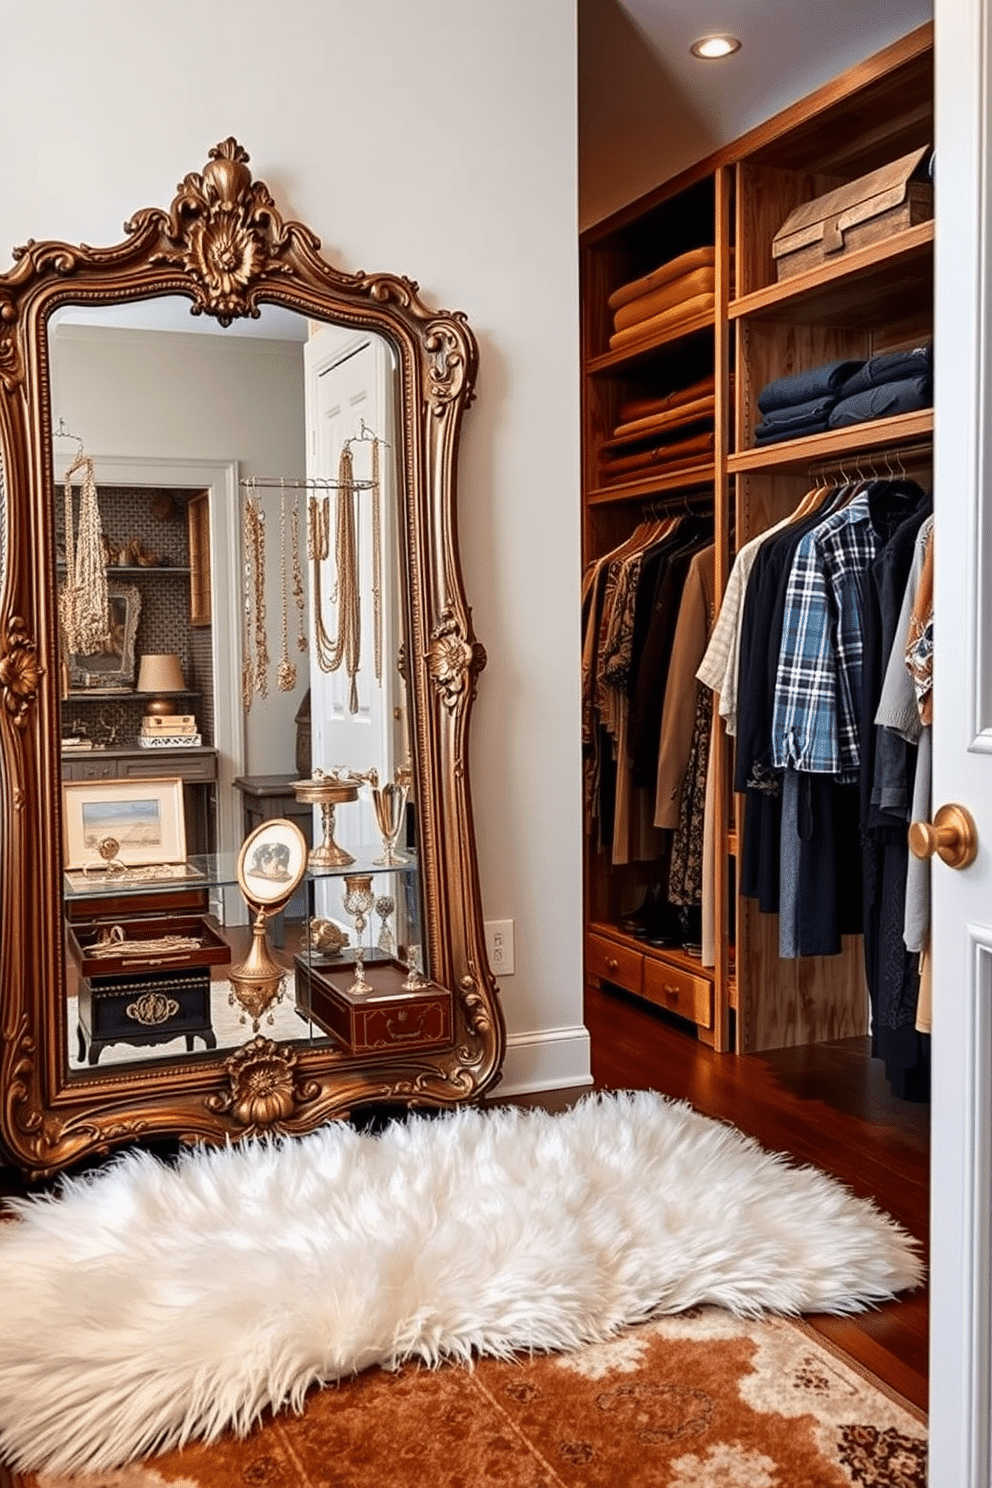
(49, 298, 424, 1075)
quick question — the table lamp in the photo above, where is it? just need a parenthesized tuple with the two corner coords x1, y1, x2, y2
(137, 652, 185, 716)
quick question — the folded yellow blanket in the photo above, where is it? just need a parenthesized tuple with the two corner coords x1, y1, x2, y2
(613, 267, 716, 333)
(609, 293, 715, 352)
(607, 246, 717, 312)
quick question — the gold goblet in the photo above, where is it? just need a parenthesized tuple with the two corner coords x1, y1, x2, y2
(342, 872, 376, 995)
(371, 777, 409, 866)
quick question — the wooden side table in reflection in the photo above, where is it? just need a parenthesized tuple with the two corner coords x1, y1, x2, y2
(232, 774, 313, 946)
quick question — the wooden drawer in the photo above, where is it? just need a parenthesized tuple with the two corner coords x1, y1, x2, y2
(643, 958, 713, 1029)
(586, 932, 643, 997)
(61, 756, 121, 781)
(68, 914, 231, 978)
(62, 750, 218, 783)
(116, 752, 217, 782)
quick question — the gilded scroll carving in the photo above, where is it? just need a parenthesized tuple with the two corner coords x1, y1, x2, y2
(0, 616, 41, 730)
(150, 138, 294, 325)
(428, 608, 486, 712)
(206, 1037, 320, 1132)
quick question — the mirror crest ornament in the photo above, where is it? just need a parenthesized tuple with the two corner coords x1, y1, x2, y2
(0, 139, 504, 1175)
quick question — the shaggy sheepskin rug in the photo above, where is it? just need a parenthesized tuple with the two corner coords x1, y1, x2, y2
(0, 1091, 922, 1475)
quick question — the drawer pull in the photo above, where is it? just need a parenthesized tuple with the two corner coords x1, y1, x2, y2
(663, 984, 680, 1002)
(606, 957, 619, 973)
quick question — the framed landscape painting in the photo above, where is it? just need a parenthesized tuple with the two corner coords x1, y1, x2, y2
(62, 777, 187, 871)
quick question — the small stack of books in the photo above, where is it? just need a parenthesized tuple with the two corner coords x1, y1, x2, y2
(138, 713, 202, 749)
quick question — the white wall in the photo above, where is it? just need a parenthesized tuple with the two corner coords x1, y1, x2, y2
(50, 321, 308, 776)
(0, 0, 587, 1093)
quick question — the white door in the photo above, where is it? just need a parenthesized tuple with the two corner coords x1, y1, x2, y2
(303, 327, 400, 861)
(930, 0, 992, 1479)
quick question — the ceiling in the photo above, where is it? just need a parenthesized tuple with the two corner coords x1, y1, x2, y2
(580, 0, 933, 227)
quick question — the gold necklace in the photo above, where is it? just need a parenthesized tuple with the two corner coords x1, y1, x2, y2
(331, 445, 361, 713)
(371, 437, 383, 684)
(59, 453, 111, 656)
(292, 495, 308, 655)
(241, 491, 256, 710)
(277, 487, 296, 692)
(242, 493, 270, 705)
(309, 492, 336, 671)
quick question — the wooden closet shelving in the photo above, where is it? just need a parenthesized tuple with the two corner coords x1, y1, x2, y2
(580, 22, 933, 1056)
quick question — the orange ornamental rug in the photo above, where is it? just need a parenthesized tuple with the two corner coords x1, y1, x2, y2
(13, 1308, 926, 1488)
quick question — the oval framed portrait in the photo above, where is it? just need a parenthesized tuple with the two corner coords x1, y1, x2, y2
(236, 817, 309, 910)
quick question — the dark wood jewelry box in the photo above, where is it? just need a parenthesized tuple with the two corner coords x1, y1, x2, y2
(67, 913, 232, 978)
(65, 897, 231, 1066)
(293, 955, 452, 1055)
(75, 965, 218, 1066)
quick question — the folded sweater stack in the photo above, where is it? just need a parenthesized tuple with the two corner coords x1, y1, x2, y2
(599, 374, 719, 484)
(608, 247, 717, 352)
(754, 344, 932, 445)
(828, 344, 932, 428)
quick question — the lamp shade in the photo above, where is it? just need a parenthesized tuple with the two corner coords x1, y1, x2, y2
(137, 653, 185, 713)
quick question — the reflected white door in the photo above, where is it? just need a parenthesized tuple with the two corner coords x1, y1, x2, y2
(303, 327, 399, 861)
(930, 0, 992, 1479)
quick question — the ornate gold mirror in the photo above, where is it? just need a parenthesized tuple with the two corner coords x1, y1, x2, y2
(0, 139, 504, 1175)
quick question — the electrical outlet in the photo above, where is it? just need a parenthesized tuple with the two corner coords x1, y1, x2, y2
(484, 919, 515, 976)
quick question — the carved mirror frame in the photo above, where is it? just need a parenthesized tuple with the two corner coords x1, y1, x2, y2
(0, 139, 504, 1176)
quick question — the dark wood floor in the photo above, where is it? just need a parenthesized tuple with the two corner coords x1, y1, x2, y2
(578, 978, 930, 1411)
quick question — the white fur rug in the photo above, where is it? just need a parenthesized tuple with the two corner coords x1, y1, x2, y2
(0, 1090, 922, 1475)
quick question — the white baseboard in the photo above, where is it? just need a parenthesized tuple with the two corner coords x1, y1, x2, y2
(488, 1024, 593, 1098)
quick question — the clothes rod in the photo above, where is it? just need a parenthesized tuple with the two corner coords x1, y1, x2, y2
(807, 438, 933, 483)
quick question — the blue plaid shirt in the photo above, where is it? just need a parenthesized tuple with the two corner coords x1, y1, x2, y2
(771, 491, 877, 782)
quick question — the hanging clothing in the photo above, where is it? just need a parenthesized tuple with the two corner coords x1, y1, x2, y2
(654, 545, 715, 829)
(857, 499, 932, 1102)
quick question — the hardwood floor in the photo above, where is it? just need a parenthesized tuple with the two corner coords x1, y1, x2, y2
(580, 978, 930, 1411)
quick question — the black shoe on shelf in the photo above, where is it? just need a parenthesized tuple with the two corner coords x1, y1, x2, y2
(619, 882, 663, 938)
(644, 899, 685, 949)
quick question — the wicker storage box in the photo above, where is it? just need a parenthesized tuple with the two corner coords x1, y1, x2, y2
(773, 146, 932, 280)
(294, 955, 452, 1055)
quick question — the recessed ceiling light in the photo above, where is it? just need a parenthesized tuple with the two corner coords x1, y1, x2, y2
(690, 34, 742, 59)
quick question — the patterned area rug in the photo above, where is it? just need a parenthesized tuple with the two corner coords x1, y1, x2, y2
(17, 1308, 926, 1487)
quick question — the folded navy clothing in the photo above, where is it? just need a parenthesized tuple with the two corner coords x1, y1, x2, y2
(757, 359, 865, 414)
(754, 416, 832, 444)
(828, 374, 932, 429)
(837, 345, 932, 398)
(754, 394, 837, 429)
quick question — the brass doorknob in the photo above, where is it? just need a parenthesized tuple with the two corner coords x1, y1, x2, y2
(908, 803, 978, 869)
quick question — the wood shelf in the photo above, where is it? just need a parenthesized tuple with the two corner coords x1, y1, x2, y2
(586, 310, 715, 376)
(729, 221, 933, 328)
(728, 408, 932, 476)
(587, 465, 716, 507)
